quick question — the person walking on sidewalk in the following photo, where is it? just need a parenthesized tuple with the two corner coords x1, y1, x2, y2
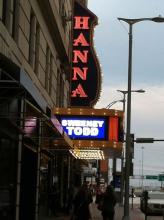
(100, 185, 117, 220)
(72, 183, 93, 220)
(95, 185, 104, 205)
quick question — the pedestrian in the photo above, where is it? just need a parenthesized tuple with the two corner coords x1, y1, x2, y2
(67, 184, 75, 214)
(89, 184, 94, 196)
(48, 183, 60, 216)
(99, 185, 117, 220)
(95, 185, 103, 204)
(72, 183, 93, 220)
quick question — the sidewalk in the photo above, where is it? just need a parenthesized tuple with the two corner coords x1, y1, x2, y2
(45, 201, 145, 220)
(115, 204, 145, 220)
(90, 202, 145, 220)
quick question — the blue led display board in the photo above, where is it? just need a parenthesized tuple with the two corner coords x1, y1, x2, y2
(60, 116, 107, 140)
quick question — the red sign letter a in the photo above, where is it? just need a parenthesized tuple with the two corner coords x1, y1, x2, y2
(73, 33, 89, 46)
(71, 84, 88, 97)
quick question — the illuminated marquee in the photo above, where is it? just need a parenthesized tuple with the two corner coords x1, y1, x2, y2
(54, 108, 124, 151)
(58, 114, 123, 142)
(71, 1, 101, 107)
(69, 149, 105, 160)
(61, 117, 106, 139)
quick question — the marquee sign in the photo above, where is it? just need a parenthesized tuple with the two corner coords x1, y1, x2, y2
(69, 149, 105, 160)
(61, 117, 107, 139)
(71, 1, 101, 107)
(59, 115, 123, 143)
(53, 108, 124, 156)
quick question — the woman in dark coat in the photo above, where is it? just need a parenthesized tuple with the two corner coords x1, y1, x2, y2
(101, 185, 117, 220)
(73, 183, 93, 220)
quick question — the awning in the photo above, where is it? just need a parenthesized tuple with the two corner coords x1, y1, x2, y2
(0, 54, 73, 151)
(24, 100, 74, 150)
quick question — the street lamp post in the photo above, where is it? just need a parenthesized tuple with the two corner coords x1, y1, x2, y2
(105, 99, 124, 109)
(141, 146, 144, 190)
(117, 16, 164, 220)
(117, 89, 145, 206)
(117, 89, 145, 113)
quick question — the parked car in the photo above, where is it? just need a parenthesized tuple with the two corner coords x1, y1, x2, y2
(140, 190, 164, 215)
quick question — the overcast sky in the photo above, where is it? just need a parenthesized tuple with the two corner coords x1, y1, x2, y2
(88, 0, 164, 182)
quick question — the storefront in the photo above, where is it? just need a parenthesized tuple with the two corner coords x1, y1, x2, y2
(0, 55, 76, 220)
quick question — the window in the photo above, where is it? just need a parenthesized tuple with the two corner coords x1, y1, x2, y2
(1, 0, 7, 24)
(29, 11, 40, 75)
(59, 0, 67, 31)
(59, 0, 65, 15)
(34, 23, 40, 75)
(56, 69, 64, 107)
(56, 69, 60, 107)
(56, 70, 64, 107)
(45, 45, 50, 91)
(60, 75, 64, 107)
(29, 11, 36, 69)
(11, 0, 17, 38)
(49, 55, 53, 95)
(45, 47, 53, 95)
(1, 0, 17, 38)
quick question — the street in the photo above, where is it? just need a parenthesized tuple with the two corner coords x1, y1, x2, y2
(128, 197, 164, 220)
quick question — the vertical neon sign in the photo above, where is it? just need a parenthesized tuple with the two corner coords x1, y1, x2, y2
(71, 1, 101, 107)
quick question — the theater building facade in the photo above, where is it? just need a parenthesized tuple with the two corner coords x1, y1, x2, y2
(0, 0, 123, 219)
(0, 0, 84, 219)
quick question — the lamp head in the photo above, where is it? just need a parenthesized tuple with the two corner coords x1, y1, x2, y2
(151, 16, 164, 23)
(136, 89, 145, 93)
(117, 89, 145, 94)
(118, 16, 164, 24)
(117, 89, 128, 95)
